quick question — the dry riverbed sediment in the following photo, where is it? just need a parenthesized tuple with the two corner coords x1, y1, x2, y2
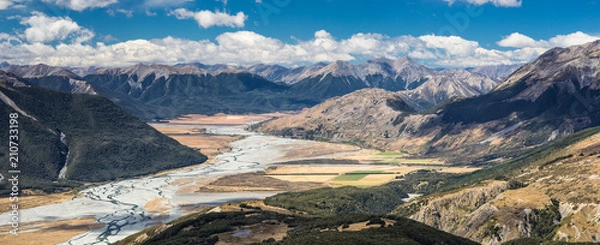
(0, 114, 362, 245)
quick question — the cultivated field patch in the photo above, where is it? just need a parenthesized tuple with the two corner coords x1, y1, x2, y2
(266, 165, 480, 187)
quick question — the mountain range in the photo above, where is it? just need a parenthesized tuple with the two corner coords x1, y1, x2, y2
(2, 38, 600, 245)
(0, 58, 518, 120)
(258, 40, 600, 163)
(251, 40, 600, 245)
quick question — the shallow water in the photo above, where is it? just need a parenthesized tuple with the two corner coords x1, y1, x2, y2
(0, 125, 310, 245)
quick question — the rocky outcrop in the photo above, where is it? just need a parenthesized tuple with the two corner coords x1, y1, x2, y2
(398, 181, 509, 244)
(394, 131, 600, 244)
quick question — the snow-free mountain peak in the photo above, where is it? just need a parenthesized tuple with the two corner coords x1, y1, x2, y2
(310, 60, 360, 78)
(470, 64, 522, 81)
(496, 40, 600, 101)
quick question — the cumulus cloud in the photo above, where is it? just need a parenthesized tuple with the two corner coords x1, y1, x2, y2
(0, 30, 597, 68)
(169, 8, 246, 29)
(497, 32, 538, 48)
(19, 11, 94, 43)
(444, 0, 522, 7)
(41, 0, 118, 11)
(420, 35, 479, 56)
(547, 32, 600, 48)
(498, 31, 600, 49)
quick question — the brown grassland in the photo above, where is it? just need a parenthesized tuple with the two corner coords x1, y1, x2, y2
(0, 190, 76, 214)
(0, 217, 104, 245)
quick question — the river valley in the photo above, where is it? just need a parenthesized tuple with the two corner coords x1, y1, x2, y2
(0, 115, 479, 245)
(0, 122, 361, 244)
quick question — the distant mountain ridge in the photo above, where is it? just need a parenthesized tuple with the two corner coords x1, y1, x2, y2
(2, 64, 97, 95)
(1, 58, 519, 85)
(0, 58, 519, 120)
(469, 64, 522, 81)
(398, 69, 497, 110)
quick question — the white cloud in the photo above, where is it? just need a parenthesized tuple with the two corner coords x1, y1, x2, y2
(498, 31, 600, 49)
(169, 8, 246, 29)
(497, 32, 537, 48)
(102, 34, 117, 42)
(0, 33, 20, 43)
(547, 31, 600, 48)
(19, 11, 94, 43)
(0, 0, 15, 10)
(0, 30, 597, 68)
(444, 0, 521, 7)
(419, 35, 479, 56)
(144, 0, 192, 8)
(0, 0, 26, 10)
(41, 0, 118, 11)
(145, 10, 157, 16)
(107, 8, 133, 18)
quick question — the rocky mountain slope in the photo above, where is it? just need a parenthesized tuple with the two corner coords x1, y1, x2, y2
(288, 60, 369, 101)
(393, 126, 600, 244)
(252, 88, 409, 148)
(0, 71, 207, 195)
(258, 40, 600, 163)
(84, 66, 305, 120)
(246, 62, 328, 85)
(358, 57, 435, 90)
(398, 69, 497, 110)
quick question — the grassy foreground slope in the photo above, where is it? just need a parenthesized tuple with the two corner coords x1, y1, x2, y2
(117, 203, 479, 245)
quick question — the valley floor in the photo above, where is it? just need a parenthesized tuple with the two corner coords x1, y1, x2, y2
(0, 113, 476, 245)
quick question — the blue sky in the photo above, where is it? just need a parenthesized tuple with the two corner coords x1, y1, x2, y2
(0, 0, 599, 67)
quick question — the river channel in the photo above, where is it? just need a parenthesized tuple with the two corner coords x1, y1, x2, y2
(0, 125, 325, 244)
